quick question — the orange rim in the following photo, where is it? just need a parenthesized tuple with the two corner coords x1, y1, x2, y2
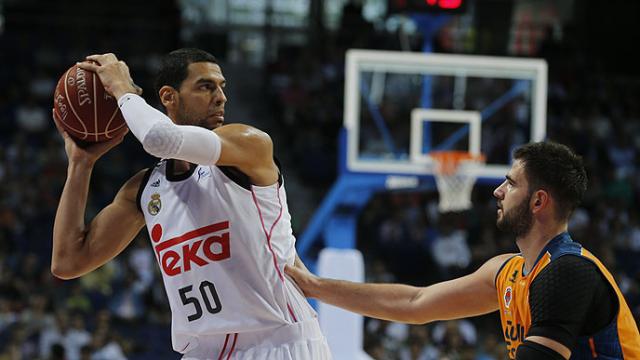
(429, 151, 485, 175)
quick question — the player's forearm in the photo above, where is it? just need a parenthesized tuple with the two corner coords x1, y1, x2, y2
(117, 94, 221, 164)
(311, 278, 427, 324)
(51, 162, 93, 278)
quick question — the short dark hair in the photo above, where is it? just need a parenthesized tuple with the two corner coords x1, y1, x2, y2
(154, 48, 218, 97)
(513, 141, 587, 220)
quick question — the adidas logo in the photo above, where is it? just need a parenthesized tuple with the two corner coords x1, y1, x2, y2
(150, 179, 161, 187)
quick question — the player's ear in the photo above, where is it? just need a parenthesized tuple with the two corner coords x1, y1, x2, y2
(531, 190, 549, 212)
(159, 86, 178, 108)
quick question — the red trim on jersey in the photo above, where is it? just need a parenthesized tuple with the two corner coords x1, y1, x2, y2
(274, 189, 298, 322)
(588, 337, 598, 357)
(287, 303, 298, 322)
(252, 187, 299, 322)
(251, 189, 284, 280)
(226, 333, 238, 360)
(154, 221, 229, 256)
(217, 334, 230, 360)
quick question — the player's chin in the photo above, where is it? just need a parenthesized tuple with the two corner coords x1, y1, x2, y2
(203, 117, 223, 130)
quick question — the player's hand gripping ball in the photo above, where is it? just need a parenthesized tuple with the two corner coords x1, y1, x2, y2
(53, 63, 127, 142)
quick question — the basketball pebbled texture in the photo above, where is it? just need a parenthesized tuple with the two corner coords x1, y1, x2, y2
(53, 64, 127, 142)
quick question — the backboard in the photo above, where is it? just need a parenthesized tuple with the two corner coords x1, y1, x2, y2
(343, 49, 547, 181)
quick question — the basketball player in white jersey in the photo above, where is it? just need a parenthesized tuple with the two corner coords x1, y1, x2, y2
(51, 49, 331, 360)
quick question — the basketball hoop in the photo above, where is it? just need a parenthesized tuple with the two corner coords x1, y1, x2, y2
(430, 151, 485, 213)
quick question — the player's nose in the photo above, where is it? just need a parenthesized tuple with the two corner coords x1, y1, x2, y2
(214, 89, 227, 107)
(493, 183, 505, 199)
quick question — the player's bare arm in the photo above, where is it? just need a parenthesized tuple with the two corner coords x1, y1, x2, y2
(285, 253, 514, 324)
(79, 53, 279, 186)
(212, 123, 279, 185)
(51, 111, 145, 279)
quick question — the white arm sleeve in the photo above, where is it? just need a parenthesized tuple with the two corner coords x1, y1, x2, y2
(117, 93, 221, 165)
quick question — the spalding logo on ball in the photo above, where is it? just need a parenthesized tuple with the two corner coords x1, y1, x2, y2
(53, 64, 127, 142)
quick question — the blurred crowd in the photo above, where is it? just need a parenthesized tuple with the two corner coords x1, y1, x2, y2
(1, 1, 639, 359)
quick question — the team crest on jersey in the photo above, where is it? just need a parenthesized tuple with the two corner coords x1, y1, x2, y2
(504, 286, 513, 308)
(148, 193, 162, 215)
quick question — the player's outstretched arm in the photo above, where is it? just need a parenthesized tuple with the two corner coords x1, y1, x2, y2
(285, 254, 514, 324)
(51, 111, 146, 279)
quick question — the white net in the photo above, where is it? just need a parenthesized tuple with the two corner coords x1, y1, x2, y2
(431, 152, 485, 213)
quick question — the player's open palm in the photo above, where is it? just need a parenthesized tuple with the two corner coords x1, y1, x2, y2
(53, 109, 128, 166)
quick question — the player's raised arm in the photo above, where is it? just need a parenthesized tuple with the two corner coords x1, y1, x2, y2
(78, 53, 278, 186)
(51, 112, 146, 279)
(285, 253, 513, 324)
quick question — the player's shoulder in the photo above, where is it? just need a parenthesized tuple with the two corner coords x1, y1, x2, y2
(216, 123, 273, 146)
(128, 168, 152, 187)
(488, 253, 520, 269)
(472, 253, 519, 286)
(541, 253, 598, 277)
(218, 123, 265, 133)
(117, 168, 152, 203)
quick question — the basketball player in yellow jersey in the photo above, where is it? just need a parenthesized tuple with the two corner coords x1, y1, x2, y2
(286, 142, 640, 359)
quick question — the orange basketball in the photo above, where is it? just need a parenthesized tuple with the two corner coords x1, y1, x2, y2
(53, 64, 127, 142)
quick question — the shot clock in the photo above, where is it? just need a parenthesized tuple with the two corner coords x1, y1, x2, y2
(388, 0, 467, 14)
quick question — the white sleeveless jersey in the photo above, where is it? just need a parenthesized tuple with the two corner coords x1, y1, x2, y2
(138, 160, 317, 353)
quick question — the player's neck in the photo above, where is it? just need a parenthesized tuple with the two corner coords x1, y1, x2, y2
(516, 222, 568, 273)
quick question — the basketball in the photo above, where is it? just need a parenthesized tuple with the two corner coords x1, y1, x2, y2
(53, 64, 127, 142)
